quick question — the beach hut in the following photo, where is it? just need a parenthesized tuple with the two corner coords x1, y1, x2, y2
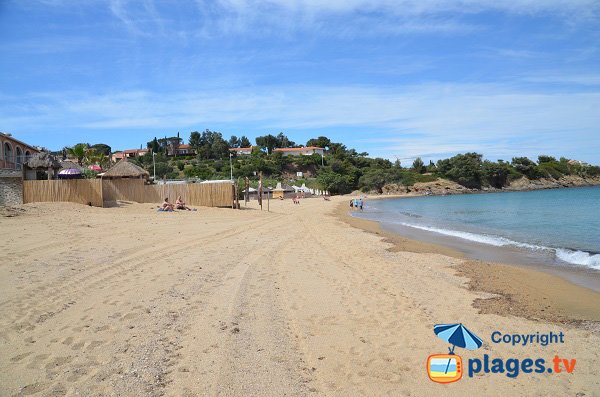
(101, 159, 149, 180)
(272, 182, 286, 199)
(23, 152, 62, 180)
(59, 160, 83, 172)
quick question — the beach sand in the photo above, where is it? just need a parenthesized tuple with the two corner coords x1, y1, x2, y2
(1, 198, 599, 396)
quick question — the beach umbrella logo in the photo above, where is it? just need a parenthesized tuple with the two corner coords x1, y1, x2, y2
(427, 323, 483, 384)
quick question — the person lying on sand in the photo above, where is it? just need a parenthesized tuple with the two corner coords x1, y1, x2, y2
(176, 196, 192, 211)
(161, 198, 174, 211)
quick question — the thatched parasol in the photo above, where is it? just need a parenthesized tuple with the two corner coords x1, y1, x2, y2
(102, 159, 149, 179)
(25, 152, 61, 170)
(59, 160, 83, 171)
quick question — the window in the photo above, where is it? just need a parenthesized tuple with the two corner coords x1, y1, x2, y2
(4, 142, 12, 164)
(16, 147, 23, 169)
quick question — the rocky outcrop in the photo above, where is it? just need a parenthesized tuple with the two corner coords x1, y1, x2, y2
(379, 175, 600, 197)
(381, 179, 471, 196)
(504, 175, 600, 191)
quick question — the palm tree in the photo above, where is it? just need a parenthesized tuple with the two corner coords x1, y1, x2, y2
(67, 143, 89, 165)
(85, 151, 109, 168)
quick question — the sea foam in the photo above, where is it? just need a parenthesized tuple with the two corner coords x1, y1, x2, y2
(398, 222, 600, 270)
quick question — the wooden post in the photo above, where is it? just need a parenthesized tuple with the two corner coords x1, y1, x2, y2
(244, 177, 249, 206)
(21, 165, 26, 205)
(258, 172, 263, 211)
(100, 177, 105, 208)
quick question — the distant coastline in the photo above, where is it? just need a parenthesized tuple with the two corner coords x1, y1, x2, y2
(374, 175, 600, 197)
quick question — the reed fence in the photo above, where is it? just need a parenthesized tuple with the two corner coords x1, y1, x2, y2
(23, 179, 234, 208)
(23, 179, 103, 207)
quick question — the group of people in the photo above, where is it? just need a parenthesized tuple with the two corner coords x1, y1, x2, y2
(160, 196, 193, 212)
(350, 197, 364, 211)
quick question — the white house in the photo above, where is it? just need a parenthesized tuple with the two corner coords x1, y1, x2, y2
(273, 146, 324, 157)
(229, 147, 254, 155)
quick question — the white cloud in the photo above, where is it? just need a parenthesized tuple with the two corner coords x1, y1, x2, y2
(3, 82, 599, 163)
(92, 0, 600, 38)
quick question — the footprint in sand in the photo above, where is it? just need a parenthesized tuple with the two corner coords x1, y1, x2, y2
(16, 381, 49, 396)
(10, 351, 33, 362)
(71, 341, 85, 350)
(26, 354, 50, 370)
(44, 356, 73, 369)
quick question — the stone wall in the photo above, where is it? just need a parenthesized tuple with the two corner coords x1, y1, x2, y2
(0, 169, 23, 206)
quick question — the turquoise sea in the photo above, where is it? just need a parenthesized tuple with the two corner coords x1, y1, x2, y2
(353, 186, 600, 271)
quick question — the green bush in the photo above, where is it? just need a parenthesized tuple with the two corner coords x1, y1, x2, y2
(536, 163, 564, 179)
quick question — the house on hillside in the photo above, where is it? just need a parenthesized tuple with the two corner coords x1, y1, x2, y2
(0, 132, 40, 170)
(111, 149, 148, 163)
(169, 144, 194, 156)
(229, 147, 254, 155)
(273, 147, 324, 157)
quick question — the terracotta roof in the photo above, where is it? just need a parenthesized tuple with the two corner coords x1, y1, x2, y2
(229, 147, 253, 151)
(0, 132, 41, 153)
(273, 146, 323, 152)
(178, 144, 191, 149)
(123, 149, 148, 154)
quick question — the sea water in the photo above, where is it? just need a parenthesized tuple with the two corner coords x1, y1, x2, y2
(353, 186, 600, 271)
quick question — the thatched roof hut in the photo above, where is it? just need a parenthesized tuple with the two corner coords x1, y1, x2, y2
(25, 152, 61, 170)
(59, 160, 83, 171)
(24, 152, 62, 180)
(102, 159, 149, 180)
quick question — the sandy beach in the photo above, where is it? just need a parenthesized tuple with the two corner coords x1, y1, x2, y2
(1, 197, 599, 396)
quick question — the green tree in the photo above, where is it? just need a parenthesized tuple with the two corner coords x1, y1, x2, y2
(189, 131, 201, 151)
(412, 157, 425, 174)
(154, 162, 173, 179)
(538, 155, 557, 164)
(276, 132, 295, 148)
(89, 143, 111, 156)
(147, 137, 161, 153)
(317, 169, 355, 194)
(358, 169, 388, 193)
(255, 134, 279, 154)
(306, 136, 331, 149)
(436, 153, 483, 188)
(482, 161, 511, 188)
(240, 136, 251, 147)
(511, 157, 540, 179)
(67, 143, 89, 165)
(228, 135, 240, 148)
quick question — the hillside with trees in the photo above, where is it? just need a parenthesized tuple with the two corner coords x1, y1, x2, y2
(67, 132, 600, 195)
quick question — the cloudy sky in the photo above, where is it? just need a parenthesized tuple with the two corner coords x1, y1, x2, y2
(1, 0, 599, 163)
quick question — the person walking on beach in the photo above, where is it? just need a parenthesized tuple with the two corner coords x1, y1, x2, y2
(358, 198, 364, 211)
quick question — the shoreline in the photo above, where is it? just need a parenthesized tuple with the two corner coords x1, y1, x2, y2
(2, 200, 600, 395)
(334, 200, 600, 326)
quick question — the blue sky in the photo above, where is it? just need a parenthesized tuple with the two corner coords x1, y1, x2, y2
(1, 0, 599, 164)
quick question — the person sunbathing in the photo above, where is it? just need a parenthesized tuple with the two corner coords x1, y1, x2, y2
(161, 198, 174, 211)
(176, 196, 192, 211)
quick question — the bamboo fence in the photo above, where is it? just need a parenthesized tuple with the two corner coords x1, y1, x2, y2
(23, 179, 103, 207)
(23, 179, 234, 208)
